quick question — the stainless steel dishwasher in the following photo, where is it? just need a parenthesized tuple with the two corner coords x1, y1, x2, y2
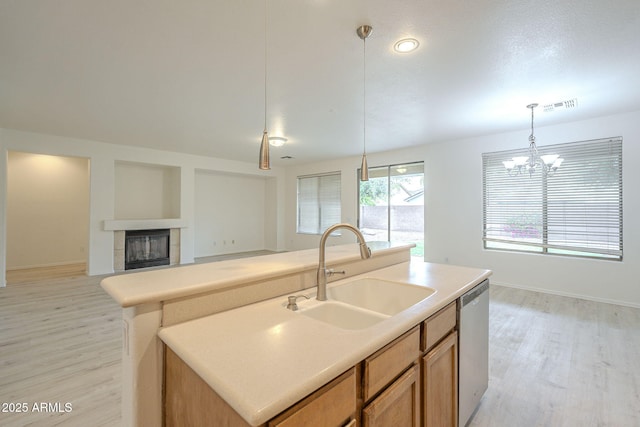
(458, 279, 490, 426)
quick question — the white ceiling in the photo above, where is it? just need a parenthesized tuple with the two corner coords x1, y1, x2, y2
(1, 0, 639, 167)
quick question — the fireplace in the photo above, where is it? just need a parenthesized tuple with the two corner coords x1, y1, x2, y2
(125, 229, 170, 270)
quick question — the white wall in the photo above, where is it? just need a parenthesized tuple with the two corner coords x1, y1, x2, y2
(265, 176, 285, 251)
(3, 110, 638, 305)
(284, 145, 426, 251)
(0, 128, 285, 286)
(6, 152, 89, 269)
(194, 170, 267, 257)
(424, 110, 640, 307)
(282, 111, 640, 307)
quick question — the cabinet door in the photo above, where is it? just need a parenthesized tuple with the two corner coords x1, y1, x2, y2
(422, 331, 458, 427)
(362, 364, 420, 427)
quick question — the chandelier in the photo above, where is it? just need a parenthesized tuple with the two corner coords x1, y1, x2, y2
(503, 103, 563, 176)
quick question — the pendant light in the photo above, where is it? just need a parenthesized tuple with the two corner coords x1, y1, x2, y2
(258, 0, 270, 170)
(357, 25, 372, 181)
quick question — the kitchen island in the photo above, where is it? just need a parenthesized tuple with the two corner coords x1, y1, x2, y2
(101, 242, 491, 426)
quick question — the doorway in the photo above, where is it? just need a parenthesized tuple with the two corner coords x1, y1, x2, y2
(5, 152, 90, 284)
(358, 162, 424, 257)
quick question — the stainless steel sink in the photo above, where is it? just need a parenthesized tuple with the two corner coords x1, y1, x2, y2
(327, 277, 436, 315)
(298, 301, 389, 330)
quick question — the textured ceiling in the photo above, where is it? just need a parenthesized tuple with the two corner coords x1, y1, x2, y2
(1, 0, 639, 166)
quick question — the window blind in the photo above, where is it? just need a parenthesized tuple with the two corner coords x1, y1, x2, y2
(482, 137, 622, 260)
(297, 172, 341, 234)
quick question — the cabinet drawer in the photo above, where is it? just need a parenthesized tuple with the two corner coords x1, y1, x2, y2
(268, 368, 356, 427)
(363, 326, 420, 402)
(362, 363, 420, 427)
(422, 301, 457, 352)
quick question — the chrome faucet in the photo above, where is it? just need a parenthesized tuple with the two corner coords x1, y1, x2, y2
(316, 223, 372, 301)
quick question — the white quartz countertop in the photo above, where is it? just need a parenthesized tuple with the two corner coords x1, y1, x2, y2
(158, 260, 492, 426)
(101, 241, 411, 307)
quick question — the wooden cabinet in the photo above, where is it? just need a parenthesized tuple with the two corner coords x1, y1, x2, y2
(268, 369, 356, 427)
(164, 301, 461, 427)
(363, 326, 420, 401)
(165, 346, 356, 427)
(421, 301, 458, 427)
(422, 301, 457, 352)
(363, 364, 420, 427)
(422, 331, 458, 427)
(165, 347, 254, 427)
(361, 326, 421, 427)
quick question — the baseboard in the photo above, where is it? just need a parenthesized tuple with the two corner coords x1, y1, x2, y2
(7, 260, 87, 271)
(492, 281, 640, 309)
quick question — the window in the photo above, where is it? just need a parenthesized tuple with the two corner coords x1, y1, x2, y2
(483, 137, 623, 260)
(358, 162, 424, 256)
(297, 172, 341, 234)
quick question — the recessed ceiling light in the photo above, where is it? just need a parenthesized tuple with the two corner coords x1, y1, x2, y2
(394, 38, 419, 53)
(268, 136, 287, 147)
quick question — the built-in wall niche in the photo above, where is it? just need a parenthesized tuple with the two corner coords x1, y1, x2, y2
(114, 161, 180, 220)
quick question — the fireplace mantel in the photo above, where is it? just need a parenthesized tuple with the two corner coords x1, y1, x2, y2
(103, 218, 187, 231)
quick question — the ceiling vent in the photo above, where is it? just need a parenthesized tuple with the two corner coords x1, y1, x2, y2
(543, 98, 578, 112)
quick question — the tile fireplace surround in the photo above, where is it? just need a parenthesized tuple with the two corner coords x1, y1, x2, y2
(103, 219, 185, 272)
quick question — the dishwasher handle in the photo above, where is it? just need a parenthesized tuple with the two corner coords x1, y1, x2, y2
(460, 280, 489, 308)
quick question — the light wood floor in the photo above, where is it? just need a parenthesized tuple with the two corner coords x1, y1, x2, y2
(0, 271, 121, 426)
(469, 285, 640, 427)
(1, 266, 639, 426)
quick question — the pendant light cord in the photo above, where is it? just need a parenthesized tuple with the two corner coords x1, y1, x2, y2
(264, 0, 268, 131)
(357, 25, 372, 181)
(363, 36, 367, 155)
